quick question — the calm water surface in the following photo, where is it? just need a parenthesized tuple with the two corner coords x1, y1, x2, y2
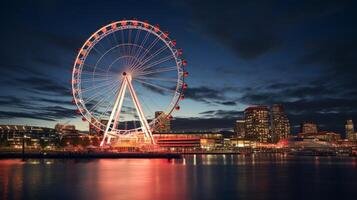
(1, 155, 357, 200)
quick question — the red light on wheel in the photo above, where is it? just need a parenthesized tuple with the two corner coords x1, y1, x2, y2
(132, 20, 138, 26)
(183, 71, 188, 77)
(182, 60, 187, 66)
(76, 109, 82, 114)
(177, 49, 183, 56)
(93, 33, 99, 40)
(85, 41, 92, 47)
(76, 59, 83, 65)
(111, 23, 117, 30)
(183, 83, 188, 89)
(72, 98, 76, 104)
(80, 50, 87, 56)
(82, 117, 87, 122)
(73, 69, 79, 74)
(180, 94, 185, 100)
(166, 115, 173, 120)
(171, 40, 176, 47)
(143, 20, 149, 28)
(121, 20, 127, 26)
(163, 31, 169, 39)
(154, 24, 160, 32)
(175, 105, 180, 110)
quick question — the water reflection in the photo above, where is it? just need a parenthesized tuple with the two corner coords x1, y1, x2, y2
(1, 155, 357, 200)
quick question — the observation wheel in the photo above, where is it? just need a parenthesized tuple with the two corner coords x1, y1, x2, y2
(71, 19, 188, 146)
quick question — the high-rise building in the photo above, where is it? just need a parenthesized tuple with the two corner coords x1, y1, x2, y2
(234, 120, 245, 138)
(345, 119, 356, 141)
(154, 111, 171, 132)
(271, 104, 290, 143)
(244, 106, 270, 142)
(301, 122, 318, 134)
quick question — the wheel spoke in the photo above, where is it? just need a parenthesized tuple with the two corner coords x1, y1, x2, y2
(134, 66, 177, 76)
(130, 36, 160, 71)
(82, 79, 120, 104)
(127, 29, 142, 66)
(134, 79, 174, 93)
(132, 45, 168, 72)
(80, 76, 116, 83)
(135, 54, 174, 73)
(81, 79, 118, 93)
(87, 81, 120, 113)
(135, 76, 177, 82)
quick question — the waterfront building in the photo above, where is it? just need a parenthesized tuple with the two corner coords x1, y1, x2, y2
(234, 120, 246, 138)
(154, 111, 171, 132)
(301, 122, 318, 133)
(345, 119, 356, 141)
(228, 138, 257, 148)
(271, 104, 290, 143)
(298, 131, 341, 142)
(244, 106, 270, 142)
(0, 125, 58, 149)
(153, 132, 223, 150)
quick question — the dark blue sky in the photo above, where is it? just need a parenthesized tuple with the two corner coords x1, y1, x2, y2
(0, 0, 356, 134)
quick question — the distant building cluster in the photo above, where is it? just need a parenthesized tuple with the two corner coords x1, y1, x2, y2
(0, 125, 57, 149)
(235, 104, 290, 143)
(0, 107, 356, 152)
(233, 105, 357, 144)
(0, 124, 100, 150)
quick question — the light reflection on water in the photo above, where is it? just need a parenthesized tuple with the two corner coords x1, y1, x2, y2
(1, 155, 357, 200)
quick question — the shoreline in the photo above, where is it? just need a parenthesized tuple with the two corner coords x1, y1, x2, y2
(1, 151, 355, 159)
(0, 152, 182, 159)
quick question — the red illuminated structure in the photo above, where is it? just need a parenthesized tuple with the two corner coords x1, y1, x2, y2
(71, 19, 187, 146)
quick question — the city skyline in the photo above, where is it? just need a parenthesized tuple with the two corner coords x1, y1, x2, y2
(1, 0, 357, 134)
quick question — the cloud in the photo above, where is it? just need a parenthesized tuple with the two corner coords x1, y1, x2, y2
(0, 105, 77, 122)
(0, 94, 76, 122)
(184, 86, 237, 106)
(33, 97, 73, 106)
(297, 39, 357, 90)
(15, 77, 70, 97)
(172, 117, 237, 131)
(0, 110, 56, 121)
(0, 96, 27, 107)
(217, 101, 237, 106)
(180, 0, 347, 59)
(166, 109, 245, 131)
(40, 106, 77, 119)
(200, 109, 243, 118)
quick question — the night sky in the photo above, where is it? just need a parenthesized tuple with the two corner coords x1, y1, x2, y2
(1, 0, 356, 135)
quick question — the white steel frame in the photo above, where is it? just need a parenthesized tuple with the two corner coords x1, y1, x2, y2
(71, 20, 187, 146)
(100, 73, 155, 146)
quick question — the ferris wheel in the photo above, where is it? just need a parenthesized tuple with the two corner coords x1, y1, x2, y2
(71, 19, 187, 146)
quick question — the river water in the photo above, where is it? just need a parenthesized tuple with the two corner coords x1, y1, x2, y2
(1, 154, 357, 200)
